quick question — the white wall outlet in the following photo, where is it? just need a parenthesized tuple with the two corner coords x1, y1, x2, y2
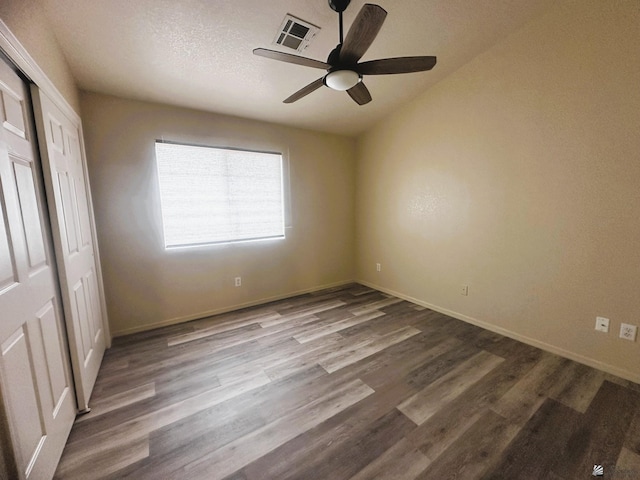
(234, 277, 242, 287)
(376, 263, 381, 272)
(595, 316, 609, 333)
(619, 323, 637, 341)
(461, 285, 469, 296)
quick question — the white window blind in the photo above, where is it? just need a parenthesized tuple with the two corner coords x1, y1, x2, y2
(155, 142, 285, 248)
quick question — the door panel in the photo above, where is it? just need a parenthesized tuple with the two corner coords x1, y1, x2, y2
(0, 327, 46, 472)
(0, 85, 27, 138)
(0, 190, 17, 288)
(72, 278, 92, 360)
(32, 87, 106, 412)
(68, 132, 93, 251)
(14, 161, 47, 270)
(0, 59, 75, 479)
(57, 171, 79, 254)
(37, 301, 69, 411)
(86, 269, 101, 343)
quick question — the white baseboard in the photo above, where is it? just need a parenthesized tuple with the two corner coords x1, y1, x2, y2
(358, 280, 640, 385)
(111, 279, 355, 337)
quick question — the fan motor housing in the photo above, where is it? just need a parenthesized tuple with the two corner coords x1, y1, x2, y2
(329, 0, 351, 13)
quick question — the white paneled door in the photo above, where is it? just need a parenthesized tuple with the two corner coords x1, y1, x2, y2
(32, 88, 106, 413)
(0, 59, 76, 478)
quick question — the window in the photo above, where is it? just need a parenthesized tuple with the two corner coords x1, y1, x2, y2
(155, 141, 285, 248)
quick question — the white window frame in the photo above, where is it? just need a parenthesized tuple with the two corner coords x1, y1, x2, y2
(155, 141, 287, 249)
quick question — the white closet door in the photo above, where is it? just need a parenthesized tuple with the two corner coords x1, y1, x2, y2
(0, 58, 75, 479)
(31, 88, 106, 412)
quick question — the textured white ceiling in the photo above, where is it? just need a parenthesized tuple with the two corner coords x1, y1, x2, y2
(40, 0, 555, 136)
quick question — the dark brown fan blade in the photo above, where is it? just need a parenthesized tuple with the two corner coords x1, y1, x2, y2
(347, 82, 372, 105)
(339, 4, 387, 65)
(283, 77, 325, 103)
(253, 48, 330, 70)
(357, 56, 437, 75)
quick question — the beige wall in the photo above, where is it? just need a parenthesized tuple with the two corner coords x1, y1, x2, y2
(356, 0, 640, 382)
(0, 0, 80, 111)
(5, 0, 637, 382)
(80, 92, 356, 336)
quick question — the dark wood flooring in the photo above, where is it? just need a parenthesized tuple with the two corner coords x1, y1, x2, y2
(54, 284, 640, 479)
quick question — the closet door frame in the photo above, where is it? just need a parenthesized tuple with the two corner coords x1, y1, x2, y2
(0, 54, 77, 480)
(0, 19, 111, 352)
(0, 21, 111, 396)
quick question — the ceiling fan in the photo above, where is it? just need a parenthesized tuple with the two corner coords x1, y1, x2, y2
(253, 0, 437, 105)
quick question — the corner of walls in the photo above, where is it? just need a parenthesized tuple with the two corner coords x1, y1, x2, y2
(80, 92, 358, 336)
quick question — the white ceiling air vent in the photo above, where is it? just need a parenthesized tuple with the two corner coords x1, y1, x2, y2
(274, 14, 320, 53)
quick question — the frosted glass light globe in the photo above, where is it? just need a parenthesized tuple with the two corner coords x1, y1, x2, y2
(324, 70, 360, 91)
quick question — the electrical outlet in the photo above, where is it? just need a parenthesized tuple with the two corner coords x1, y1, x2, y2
(376, 263, 381, 272)
(234, 277, 241, 287)
(619, 323, 637, 341)
(595, 316, 609, 333)
(461, 285, 469, 296)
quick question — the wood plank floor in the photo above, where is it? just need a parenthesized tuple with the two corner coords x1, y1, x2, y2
(54, 284, 640, 480)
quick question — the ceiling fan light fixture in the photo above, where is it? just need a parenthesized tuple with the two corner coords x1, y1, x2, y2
(324, 69, 360, 91)
(254, 2, 436, 105)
